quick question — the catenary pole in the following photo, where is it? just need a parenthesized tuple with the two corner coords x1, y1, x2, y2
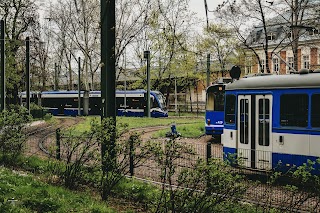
(100, 0, 116, 199)
(0, 20, 5, 112)
(26, 37, 30, 114)
(78, 57, 81, 116)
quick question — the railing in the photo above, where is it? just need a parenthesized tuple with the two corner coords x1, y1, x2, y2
(52, 132, 320, 212)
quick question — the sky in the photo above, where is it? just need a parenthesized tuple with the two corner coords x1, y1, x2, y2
(188, 0, 225, 23)
(37, 0, 225, 23)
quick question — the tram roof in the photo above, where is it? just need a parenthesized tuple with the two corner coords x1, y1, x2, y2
(226, 72, 320, 90)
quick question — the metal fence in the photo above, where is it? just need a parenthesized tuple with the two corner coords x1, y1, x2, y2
(48, 132, 320, 212)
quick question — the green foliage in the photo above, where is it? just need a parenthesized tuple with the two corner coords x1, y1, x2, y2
(0, 167, 115, 212)
(55, 127, 100, 189)
(145, 137, 252, 212)
(91, 118, 153, 201)
(30, 103, 45, 119)
(43, 113, 53, 121)
(0, 108, 31, 164)
(113, 178, 161, 210)
(171, 159, 246, 212)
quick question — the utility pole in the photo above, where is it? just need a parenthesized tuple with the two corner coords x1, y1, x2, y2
(26, 37, 30, 114)
(78, 57, 81, 116)
(101, 0, 116, 119)
(174, 77, 177, 114)
(54, 63, 57, 90)
(124, 49, 127, 109)
(144, 50, 150, 118)
(100, 0, 116, 200)
(0, 20, 5, 112)
(206, 54, 210, 87)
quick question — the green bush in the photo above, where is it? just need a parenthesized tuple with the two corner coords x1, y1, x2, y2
(43, 113, 52, 121)
(30, 103, 45, 119)
(0, 108, 31, 164)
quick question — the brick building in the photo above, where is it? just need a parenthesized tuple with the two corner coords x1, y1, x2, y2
(244, 6, 320, 75)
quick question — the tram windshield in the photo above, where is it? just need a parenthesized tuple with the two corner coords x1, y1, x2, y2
(155, 92, 167, 110)
(206, 85, 225, 111)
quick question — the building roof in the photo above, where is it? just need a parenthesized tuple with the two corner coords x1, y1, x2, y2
(247, 4, 320, 47)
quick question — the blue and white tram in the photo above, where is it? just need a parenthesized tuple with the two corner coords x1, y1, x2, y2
(222, 72, 320, 171)
(41, 90, 84, 116)
(205, 78, 232, 137)
(39, 90, 168, 117)
(89, 90, 168, 118)
(19, 91, 41, 106)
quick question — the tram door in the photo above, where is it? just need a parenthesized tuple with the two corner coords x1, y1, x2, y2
(237, 95, 272, 169)
(255, 95, 272, 170)
(237, 95, 252, 168)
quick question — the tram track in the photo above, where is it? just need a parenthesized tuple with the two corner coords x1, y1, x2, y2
(25, 117, 83, 158)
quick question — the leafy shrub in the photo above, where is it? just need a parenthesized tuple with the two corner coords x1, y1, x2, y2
(30, 103, 45, 119)
(0, 107, 31, 164)
(43, 113, 52, 121)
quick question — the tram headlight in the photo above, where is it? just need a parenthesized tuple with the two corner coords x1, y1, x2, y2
(207, 119, 211, 125)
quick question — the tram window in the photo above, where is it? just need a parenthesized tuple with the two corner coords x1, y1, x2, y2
(240, 99, 249, 144)
(280, 94, 308, 127)
(214, 91, 225, 111)
(126, 97, 145, 109)
(258, 99, 270, 146)
(206, 93, 214, 110)
(311, 94, 320, 127)
(116, 97, 124, 108)
(225, 95, 236, 125)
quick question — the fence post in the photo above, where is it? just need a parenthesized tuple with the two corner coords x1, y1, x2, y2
(129, 136, 134, 176)
(206, 141, 212, 193)
(206, 141, 211, 164)
(56, 128, 61, 160)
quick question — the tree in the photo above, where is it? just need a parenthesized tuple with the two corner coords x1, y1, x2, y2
(0, 0, 39, 104)
(198, 24, 240, 78)
(126, 0, 198, 104)
(29, 21, 50, 91)
(279, 0, 312, 71)
(217, 0, 275, 73)
(217, 0, 313, 74)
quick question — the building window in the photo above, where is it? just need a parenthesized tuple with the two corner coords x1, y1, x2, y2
(287, 57, 294, 72)
(259, 59, 265, 73)
(273, 58, 279, 73)
(252, 33, 257, 43)
(287, 31, 292, 39)
(303, 55, 310, 69)
(245, 65, 252, 74)
(267, 33, 275, 41)
(309, 28, 319, 36)
(245, 56, 252, 74)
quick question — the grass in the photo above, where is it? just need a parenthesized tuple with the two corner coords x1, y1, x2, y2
(72, 116, 204, 136)
(0, 166, 116, 212)
(152, 122, 205, 138)
(0, 156, 262, 213)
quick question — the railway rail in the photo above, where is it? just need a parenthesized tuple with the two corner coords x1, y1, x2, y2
(25, 117, 83, 158)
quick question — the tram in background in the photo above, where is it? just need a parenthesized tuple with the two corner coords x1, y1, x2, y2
(88, 90, 168, 117)
(222, 71, 320, 172)
(20, 90, 168, 118)
(205, 77, 232, 140)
